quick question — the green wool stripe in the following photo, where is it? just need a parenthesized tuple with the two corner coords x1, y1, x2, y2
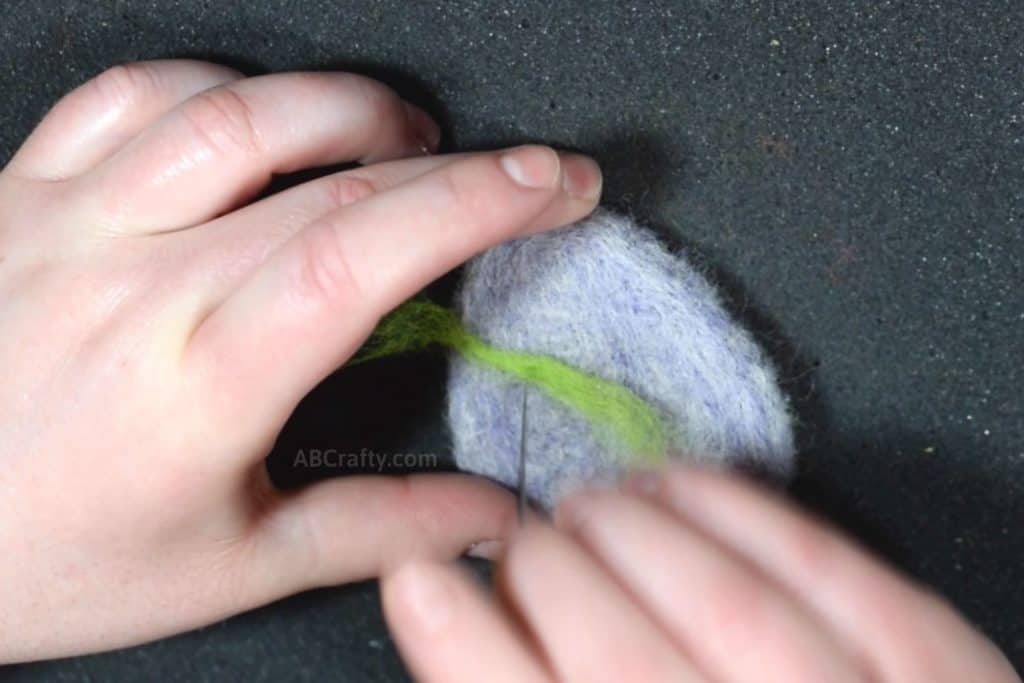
(352, 299, 668, 462)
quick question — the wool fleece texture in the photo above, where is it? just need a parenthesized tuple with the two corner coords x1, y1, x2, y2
(354, 299, 669, 459)
(449, 209, 795, 508)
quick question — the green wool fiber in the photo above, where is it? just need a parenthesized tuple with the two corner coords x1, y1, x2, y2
(352, 299, 668, 462)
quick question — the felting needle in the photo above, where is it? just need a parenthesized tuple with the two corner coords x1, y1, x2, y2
(517, 384, 528, 526)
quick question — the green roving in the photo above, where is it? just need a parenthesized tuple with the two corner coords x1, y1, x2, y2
(351, 299, 669, 462)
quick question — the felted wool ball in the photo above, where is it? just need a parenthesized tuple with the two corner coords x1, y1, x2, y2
(448, 209, 794, 509)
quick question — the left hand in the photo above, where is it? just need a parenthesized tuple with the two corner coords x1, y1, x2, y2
(0, 60, 602, 662)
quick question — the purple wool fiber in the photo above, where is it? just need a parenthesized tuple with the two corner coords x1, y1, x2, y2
(447, 209, 795, 509)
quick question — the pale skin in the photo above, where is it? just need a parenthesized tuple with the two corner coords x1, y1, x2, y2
(0, 60, 1016, 681)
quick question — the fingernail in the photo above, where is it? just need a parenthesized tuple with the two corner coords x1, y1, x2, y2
(466, 539, 505, 561)
(499, 145, 561, 189)
(403, 101, 441, 154)
(622, 469, 662, 497)
(392, 562, 453, 634)
(559, 152, 603, 201)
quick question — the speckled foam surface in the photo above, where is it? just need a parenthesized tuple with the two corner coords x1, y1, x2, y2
(450, 210, 795, 508)
(0, 1, 1021, 680)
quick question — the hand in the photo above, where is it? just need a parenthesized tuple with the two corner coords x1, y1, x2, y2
(382, 466, 1020, 682)
(0, 59, 602, 662)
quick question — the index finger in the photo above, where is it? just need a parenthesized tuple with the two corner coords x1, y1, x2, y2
(183, 145, 601, 456)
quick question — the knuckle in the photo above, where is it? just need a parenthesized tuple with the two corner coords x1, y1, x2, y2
(347, 74, 403, 124)
(179, 86, 263, 158)
(322, 174, 377, 210)
(86, 62, 161, 112)
(429, 166, 488, 220)
(704, 569, 769, 636)
(374, 479, 430, 573)
(288, 222, 363, 307)
(786, 518, 839, 579)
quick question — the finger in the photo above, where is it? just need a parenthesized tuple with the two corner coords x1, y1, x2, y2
(79, 71, 439, 234)
(186, 150, 589, 302)
(499, 523, 705, 683)
(184, 145, 601, 454)
(7, 60, 242, 180)
(181, 153, 468, 298)
(554, 490, 867, 682)
(382, 561, 552, 683)
(556, 490, 872, 681)
(245, 473, 519, 595)
(620, 466, 1020, 681)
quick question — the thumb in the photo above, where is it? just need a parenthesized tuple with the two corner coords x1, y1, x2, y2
(241, 472, 518, 602)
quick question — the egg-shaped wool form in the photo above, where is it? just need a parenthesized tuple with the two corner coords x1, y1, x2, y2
(449, 209, 795, 509)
